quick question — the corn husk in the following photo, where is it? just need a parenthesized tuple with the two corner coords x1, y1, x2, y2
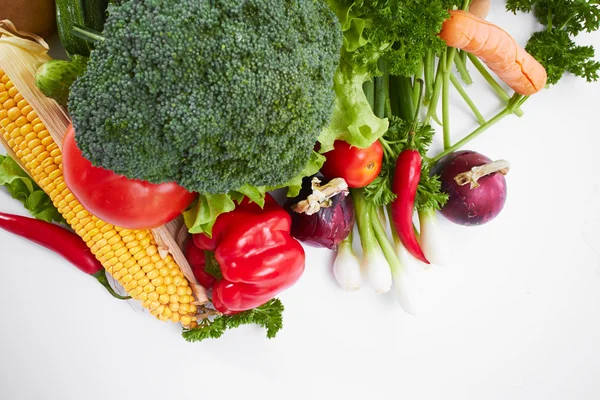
(0, 19, 208, 304)
(0, 20, 70, 148)
(152, 218, 207, 305)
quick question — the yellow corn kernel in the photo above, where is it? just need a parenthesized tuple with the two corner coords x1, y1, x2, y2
(0, 70, 197, 326)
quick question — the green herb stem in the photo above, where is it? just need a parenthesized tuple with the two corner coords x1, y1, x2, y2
(425, 60, 444, 125)
(424, 50, 435, 105)
(449, 74, 486, 124)
(453, 54, 473, 85)
(442, 48, 458, 149)
(431, 106, 512, 164)
(413, 59, 424, 110)
(375, 59, 391, 119)
(466, 53, 524, 117)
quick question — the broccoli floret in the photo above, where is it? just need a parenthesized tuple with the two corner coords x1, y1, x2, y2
(69, 0, 342, 194)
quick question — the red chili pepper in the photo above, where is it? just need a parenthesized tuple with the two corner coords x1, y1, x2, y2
(192, 194, 305, 315)
(0, 212, 130, 299)
(390, 150, 430, 264)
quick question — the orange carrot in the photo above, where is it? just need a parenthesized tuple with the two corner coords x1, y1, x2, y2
(439, 10, 547, 96)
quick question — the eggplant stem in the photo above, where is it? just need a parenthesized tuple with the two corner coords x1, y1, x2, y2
(454, 160, 510, 189)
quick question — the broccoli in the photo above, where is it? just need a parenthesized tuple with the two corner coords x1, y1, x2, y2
(69, 0, 342, 194)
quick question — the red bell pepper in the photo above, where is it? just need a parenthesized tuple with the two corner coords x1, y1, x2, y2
(192, 195, 305, 315)
(183, 239, 217, 289)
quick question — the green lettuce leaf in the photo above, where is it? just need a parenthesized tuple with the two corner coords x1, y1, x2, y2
(318, 55, 389, 153)
(0, 154, 65, 224)
(275, 150, 325, 198)
(183, 193, 236, 236)
(183, 151, 325, 236)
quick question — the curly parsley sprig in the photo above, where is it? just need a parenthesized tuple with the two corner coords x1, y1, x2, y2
(507, 0, 600, 84)
(182, 299, 284, 342)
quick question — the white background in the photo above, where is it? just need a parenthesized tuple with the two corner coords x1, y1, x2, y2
(1, 3, 600, 400)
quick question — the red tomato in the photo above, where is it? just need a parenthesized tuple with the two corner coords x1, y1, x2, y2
(320, 140, 384, 188)
(62, 124, 197, 229)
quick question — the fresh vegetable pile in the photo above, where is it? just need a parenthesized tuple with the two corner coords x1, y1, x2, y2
(0, 0, 598, 342)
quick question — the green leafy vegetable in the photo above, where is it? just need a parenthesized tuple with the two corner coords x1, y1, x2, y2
(318, 55, 389, 152)
(183, 151, 325, 236)
(69, 0, 341, 195)
(277, 151, 326, 198)
(183, 194, 236, 236)
(506, 0, 600, 85)
(182, 299, 284, 342)
(526, 29, 600, 85)
(507, 0, 600, 35)
(319, 0, 460, 151)
(0, 155, 65, 224)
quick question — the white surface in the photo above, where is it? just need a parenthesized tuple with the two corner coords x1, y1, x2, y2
(2, 4, 600, 400)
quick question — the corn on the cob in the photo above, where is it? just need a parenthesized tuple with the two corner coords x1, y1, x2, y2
(0, 69, 199, 327)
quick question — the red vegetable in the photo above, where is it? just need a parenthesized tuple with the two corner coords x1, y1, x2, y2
(433, 150, 509, 226)
(390, 149, 430, 264)
(62, 124, 197, 230)
(183, 239, 216, 289)
(193, 194, 305, 315)
(0, 212, 129, 299)
(320, 140, 383, 188)
(285, 176, 354, 249)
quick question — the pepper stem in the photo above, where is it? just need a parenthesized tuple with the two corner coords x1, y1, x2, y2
(92, 270, 132, 300)
(454, 160, 510, 189)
